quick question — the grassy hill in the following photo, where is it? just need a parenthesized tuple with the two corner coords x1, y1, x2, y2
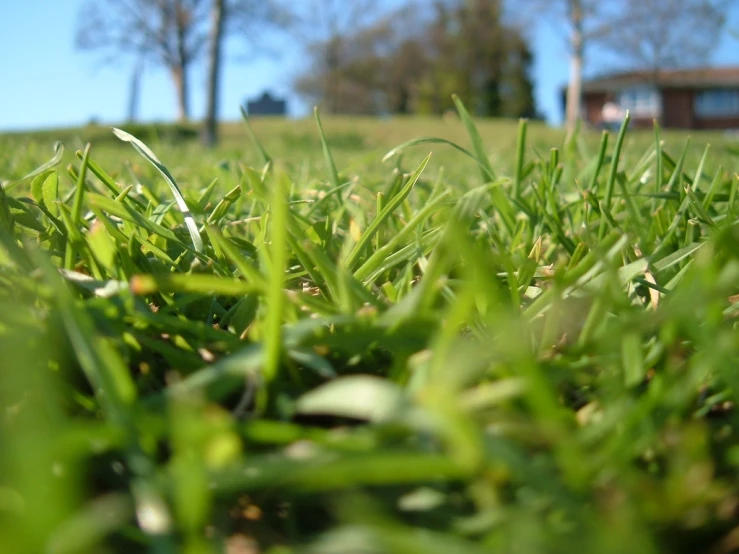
(3, 115, 736, 184)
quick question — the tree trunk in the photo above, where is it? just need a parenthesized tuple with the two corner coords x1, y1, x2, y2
(397, 87, 409, 115)
(326, 39, 341, 114)
(127, 58, 143, 123)
(172, 64, 190, 122)
(565, 0, 584, 139)
(329, 68, 340, 114)
(202, 0, 226, 147)
(172, 0, 190, 123)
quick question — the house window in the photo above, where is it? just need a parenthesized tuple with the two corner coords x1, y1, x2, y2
(694, 89, 739, 117)
(618, 86, 662, 117)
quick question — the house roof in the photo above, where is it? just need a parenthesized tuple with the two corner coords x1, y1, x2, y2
(580, 66, 739, 93)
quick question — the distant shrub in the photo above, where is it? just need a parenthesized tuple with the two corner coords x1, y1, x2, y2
(81, 122, 198, 145)
(115, 122, 198, 143)
(282, 131, 366, 150)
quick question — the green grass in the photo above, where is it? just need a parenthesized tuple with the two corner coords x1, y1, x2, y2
(1, 110, 739, 553)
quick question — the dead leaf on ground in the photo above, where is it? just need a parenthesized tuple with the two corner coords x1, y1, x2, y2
(226, 534, 260, 554)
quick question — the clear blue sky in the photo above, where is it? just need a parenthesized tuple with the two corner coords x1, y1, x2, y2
(1, 0, 737, 132)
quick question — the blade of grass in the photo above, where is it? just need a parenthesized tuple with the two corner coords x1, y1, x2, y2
(64, 144, 91, 270)
(5, 141, 64, 192)
(239, 105, 272, 165)
(513, 119, 528, 198)
(602, 111, 631, 217)
(344, 155, 431, 270)
(259, 170, 290, 409)
(112, 127, 204, 253)
(452, 95, 515, 232)
(314, 107, 341, 191)
(452, 95, 495, 183)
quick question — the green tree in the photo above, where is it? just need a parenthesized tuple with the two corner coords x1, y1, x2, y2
(292, 0, 537, 119)
(287, 0, 385, 114)
(418, 0, 535, 117)
(499, 32, 537, 119)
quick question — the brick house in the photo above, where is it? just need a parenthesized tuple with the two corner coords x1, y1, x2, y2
(565, 66, 739, 130)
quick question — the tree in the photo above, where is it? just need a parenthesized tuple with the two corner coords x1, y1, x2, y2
(77, 0, 209, 122)
(416, 0, 535, 117)
(293, 22, 390, 115)
(126, 58, 145, 123)
(499, 32, 537, 119)
(292, 0, 536, 119)
(285, 0, 389, 114)
(382, 38, 430, 114)
(597, 0, 728, 72)
(513, 0, 615, 137)
(200, 0, 288, 146)
(76, 0, 283, 132)
(202, 0, 226, 147)
(562, 0, 586, 138)
(516, 0, 731, 136)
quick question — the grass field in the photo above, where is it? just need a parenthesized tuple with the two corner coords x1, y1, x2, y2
(1, 106, 739, 553)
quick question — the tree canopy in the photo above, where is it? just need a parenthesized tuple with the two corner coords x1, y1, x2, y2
(293, 0, 538, 119)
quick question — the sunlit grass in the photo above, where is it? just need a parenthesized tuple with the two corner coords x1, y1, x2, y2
(0, 108, 738, 553)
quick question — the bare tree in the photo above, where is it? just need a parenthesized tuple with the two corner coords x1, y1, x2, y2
(514, 1, 617, 137)
(516, 0, 730, 136)
(597, 0, 728, 72)
(76, 0, 284, 132)
(563, 1, 585, 138)
(76, 0, 210, 122)
(201, 1, 289, 146)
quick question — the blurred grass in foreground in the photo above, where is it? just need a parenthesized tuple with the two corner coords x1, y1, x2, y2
(1, 106, 739, 553)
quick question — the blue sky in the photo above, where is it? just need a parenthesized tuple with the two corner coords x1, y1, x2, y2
(1, 0, 737, 131)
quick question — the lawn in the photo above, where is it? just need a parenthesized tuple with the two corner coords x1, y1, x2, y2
(1, 107, 739, 553)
